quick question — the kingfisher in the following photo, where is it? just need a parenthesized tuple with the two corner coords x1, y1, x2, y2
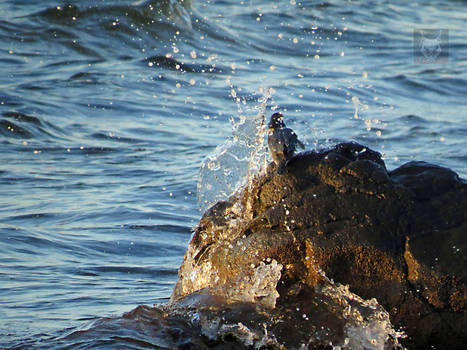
(267, 112, 305, 174)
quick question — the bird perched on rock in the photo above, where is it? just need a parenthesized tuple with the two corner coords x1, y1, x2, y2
(267, 112, 305, 174)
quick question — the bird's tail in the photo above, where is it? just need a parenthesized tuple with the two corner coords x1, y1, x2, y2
(297, 139, 305, 149)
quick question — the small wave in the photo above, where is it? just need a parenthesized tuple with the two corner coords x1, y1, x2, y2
(385, 74, 459, 97)
(3, 111, 42, 125)
(91, 131, 138, 143)
(33, 0, 193, 31)
(0, 111, 66, 140)
(123, 223, 191, 234)
(143, 55, 223, 73)
(92, 265, 177, 277)
(37, 4, 81, 22)
(68, 71, 102, 83)
(397, 114, 428, 124)
(425, 76, 467, 96)
(0, 119, 33, 138)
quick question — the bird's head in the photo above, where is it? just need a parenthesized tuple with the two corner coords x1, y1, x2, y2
(268, 112, 285, 130)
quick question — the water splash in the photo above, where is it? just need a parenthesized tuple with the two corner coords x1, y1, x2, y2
(320, 281, 406, 350)
(197, 87, 273, 212)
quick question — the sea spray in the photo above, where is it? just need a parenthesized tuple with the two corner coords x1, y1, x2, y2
(197, 87, 273, 212)
(168, 269, 405, 349)
(319, 279, 406, 350)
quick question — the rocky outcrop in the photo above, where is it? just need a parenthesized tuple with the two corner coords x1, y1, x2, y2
(171, 142, 466, 349)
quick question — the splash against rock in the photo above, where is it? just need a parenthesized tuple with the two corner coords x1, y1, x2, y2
(176, 141, 466, 349)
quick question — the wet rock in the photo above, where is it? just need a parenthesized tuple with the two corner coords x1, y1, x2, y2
(172, 142, 466, 349)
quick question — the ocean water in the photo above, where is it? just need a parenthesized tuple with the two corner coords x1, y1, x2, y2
(0, 0, 466, 348)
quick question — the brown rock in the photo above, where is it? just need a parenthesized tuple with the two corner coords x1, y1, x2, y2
(171, 142, 467, 349)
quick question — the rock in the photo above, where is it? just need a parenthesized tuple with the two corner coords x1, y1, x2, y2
(171, 142, 466, 349)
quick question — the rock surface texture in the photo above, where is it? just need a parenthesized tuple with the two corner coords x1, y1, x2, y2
(171, 142, 466, 349)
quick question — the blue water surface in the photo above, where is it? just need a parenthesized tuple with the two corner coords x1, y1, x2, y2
(0, 0, 466, 347)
